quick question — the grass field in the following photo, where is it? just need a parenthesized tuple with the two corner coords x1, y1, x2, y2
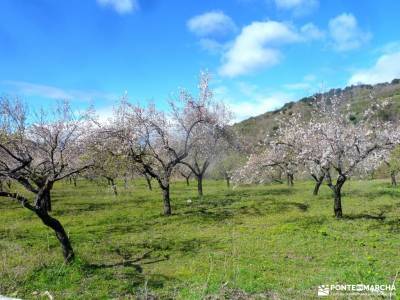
(0, 179, 399, 299)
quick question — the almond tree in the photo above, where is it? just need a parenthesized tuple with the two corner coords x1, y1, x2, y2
(234, 126, 299, 186)
(181, 106, 231, 197)
(0, 97, 94, 262)
(301, 94, 399, 217)
(111, 72, 217, 215)
(383, 146, 400, 186)
(175, 164, 193, 186)
(88, 135, 128, 196)
(233, 149, 294, 185)
(213, 151, 246, 188)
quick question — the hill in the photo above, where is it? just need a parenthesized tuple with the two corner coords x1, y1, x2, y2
(233, 79, 400, 144)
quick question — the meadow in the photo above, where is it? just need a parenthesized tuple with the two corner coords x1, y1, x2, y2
(0, 179, 399, 299)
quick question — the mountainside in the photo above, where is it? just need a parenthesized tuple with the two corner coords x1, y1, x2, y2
(233, 79, 400, 144)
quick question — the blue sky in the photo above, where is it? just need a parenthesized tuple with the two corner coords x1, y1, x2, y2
(1, 0, 400, 122)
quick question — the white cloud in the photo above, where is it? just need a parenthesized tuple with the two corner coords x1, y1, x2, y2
(274, 0, 319, 16)
(219, 21, 301, 77)
(348, 51, 400, 85)
(198, 38, 226, 54)
(300, 23, 325, 40)
(97, 0, 138, 14)
(214, 82, 294, 122)
(328, 13, 371, 51)
(187, 11, 237, 37)
(1, 80, 117, 102)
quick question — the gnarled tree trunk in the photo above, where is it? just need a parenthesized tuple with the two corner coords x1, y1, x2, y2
(391, 171, 397, 187)
(36, 209, 74, 263)
(34, 188, 74, 263)
(311, 174, 324, 195)
(328, 175, 346, 218)
(106, 177, 118, 196)
(197, 174, 203, 197)
(36, 184, 53, 212)
(111, 179, 118, 196)
(161, 184, 171, 216)
(287, 173, 294, 187)
(144, 174, 152, 191)
(225, 175, 230, 188)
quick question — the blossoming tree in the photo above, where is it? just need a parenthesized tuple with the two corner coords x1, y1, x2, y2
(110, 72, 218, 215)
(0, 98, 94, 262)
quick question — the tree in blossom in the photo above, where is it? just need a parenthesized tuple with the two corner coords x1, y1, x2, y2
(181, 103, 231, 197)
(300, 94, 399, 217)
(383, 146, 400, 186)
(234, 92, 399, 218)
(111, 72, 218, 215)
(88, 134, 128, 196)
(0, 98, 94, 262)
(233, 113, 300, 187)
(213, 150, 246, 188)
(175, 164, 193, 186)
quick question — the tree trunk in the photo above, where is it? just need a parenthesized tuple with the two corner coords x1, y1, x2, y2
(186, 177, 190, 186)
(36, 209, 74, 263)
(162, 185, 171, 216)
(145, 174, 152, 191)
(333, 188, 343, 218)
(331, 175, 346, 218)
(73, 177, 77, 187)
(197, 174, 203, 197)
(287, 173, 294, 187)
(43, 188, 52, 211)
(110, 178, 118, 196)
(37, 187, 52, 212)
(124, 176, 129, 189)
(226, 176, 230, 188)
(391, 171, 397, 187)
(312, 175, 324, 196)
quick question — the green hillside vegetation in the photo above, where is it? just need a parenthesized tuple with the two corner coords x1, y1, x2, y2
(234, 79, 400, 144)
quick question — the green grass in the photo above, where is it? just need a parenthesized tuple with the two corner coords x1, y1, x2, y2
(1, 179, 399, 299)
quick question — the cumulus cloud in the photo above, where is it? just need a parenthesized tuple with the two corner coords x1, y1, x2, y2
(300, 23, 325, 40)
(198, 38, 226, 54)
(219, 21, 301, 77)
(328, 13, 371, 51)
(214, 83, 294, 122)
(97, 0, 138, 14)
(274, 0, 319, 16)
(187, 11, 237, 37)
(348, 51, 400, 85)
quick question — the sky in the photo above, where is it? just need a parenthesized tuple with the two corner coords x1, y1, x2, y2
(1, 0, 400, 122)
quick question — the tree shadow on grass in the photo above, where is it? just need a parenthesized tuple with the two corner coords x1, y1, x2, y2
(342, 188, 400, 200)
(225, 187, 295, 198)
(82, 249, 175, 291)
(133, 237, 220, 255)
(179, 198, 309, 223)
(84, 250, 169, 273)
(342, 213, 386, 221)
(52, 202, 112, 216)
